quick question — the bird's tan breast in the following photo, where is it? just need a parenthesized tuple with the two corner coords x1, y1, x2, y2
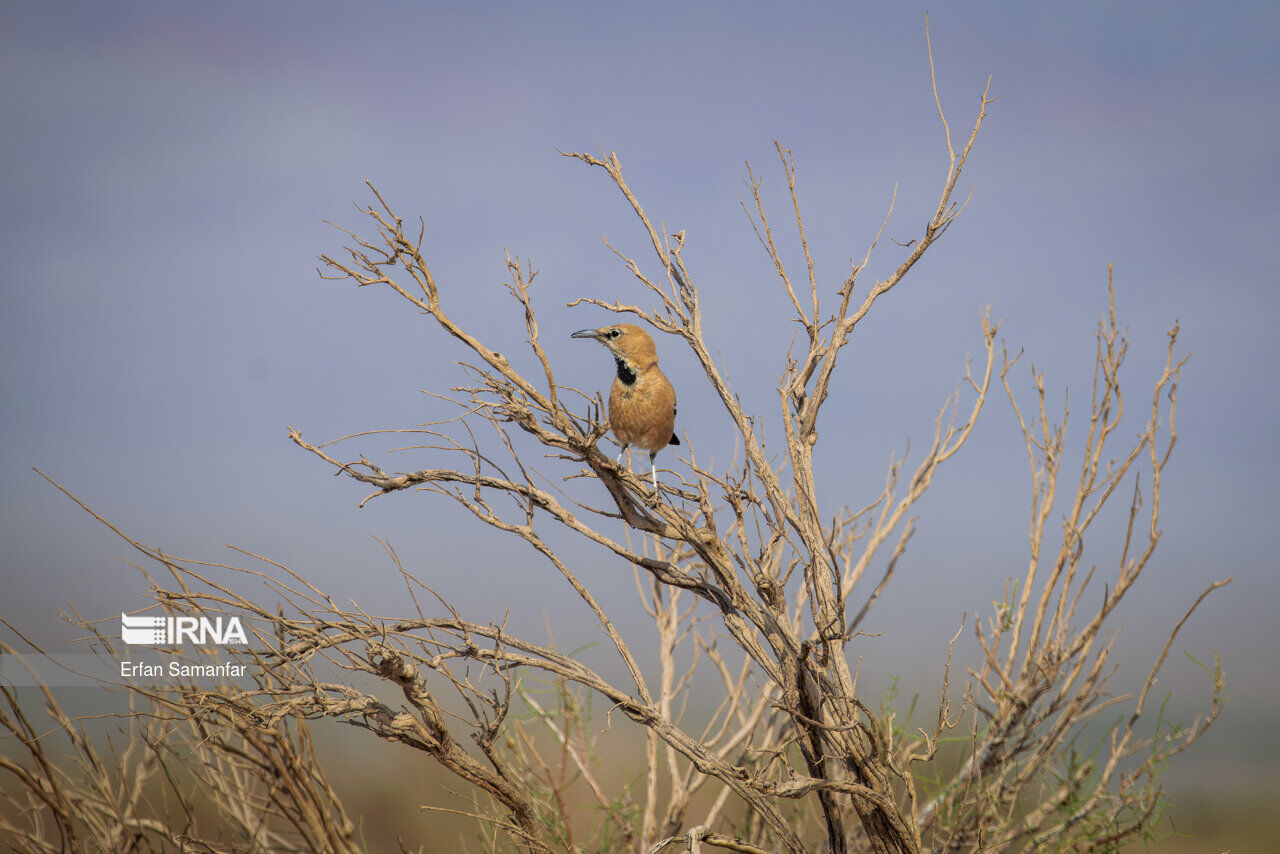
(609, 369, 677, 452)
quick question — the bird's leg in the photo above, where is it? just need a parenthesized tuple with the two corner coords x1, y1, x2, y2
(649, 451, 659, 491)
(616, 445, 627, 466)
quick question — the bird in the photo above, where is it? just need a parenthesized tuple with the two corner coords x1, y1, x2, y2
(571, 323, 679, 490)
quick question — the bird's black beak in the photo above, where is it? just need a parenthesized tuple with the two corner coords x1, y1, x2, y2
(571, 328, 602, 340)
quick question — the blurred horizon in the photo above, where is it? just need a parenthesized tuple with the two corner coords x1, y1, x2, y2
(2, 2, 1277, 845)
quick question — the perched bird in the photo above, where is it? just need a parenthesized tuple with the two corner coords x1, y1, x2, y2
(571, 323, 679, 490)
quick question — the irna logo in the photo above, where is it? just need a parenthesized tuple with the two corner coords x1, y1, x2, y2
(120, 613, 248, 646)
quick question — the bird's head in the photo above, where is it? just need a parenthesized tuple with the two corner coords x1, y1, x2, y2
(570, 323, 659, 367)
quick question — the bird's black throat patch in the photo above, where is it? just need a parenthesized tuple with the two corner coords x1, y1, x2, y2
(614, 357, 637, 386)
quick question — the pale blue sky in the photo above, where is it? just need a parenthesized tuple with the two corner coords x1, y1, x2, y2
(3, 1, 1277, 789)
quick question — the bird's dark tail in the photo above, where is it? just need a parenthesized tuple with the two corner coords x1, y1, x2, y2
(669, 433, 680, 446)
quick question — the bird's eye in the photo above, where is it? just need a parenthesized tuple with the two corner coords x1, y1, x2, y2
(607, 329, 621, 339)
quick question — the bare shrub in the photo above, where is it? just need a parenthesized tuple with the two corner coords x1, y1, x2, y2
(2, 36, 1226, 854)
